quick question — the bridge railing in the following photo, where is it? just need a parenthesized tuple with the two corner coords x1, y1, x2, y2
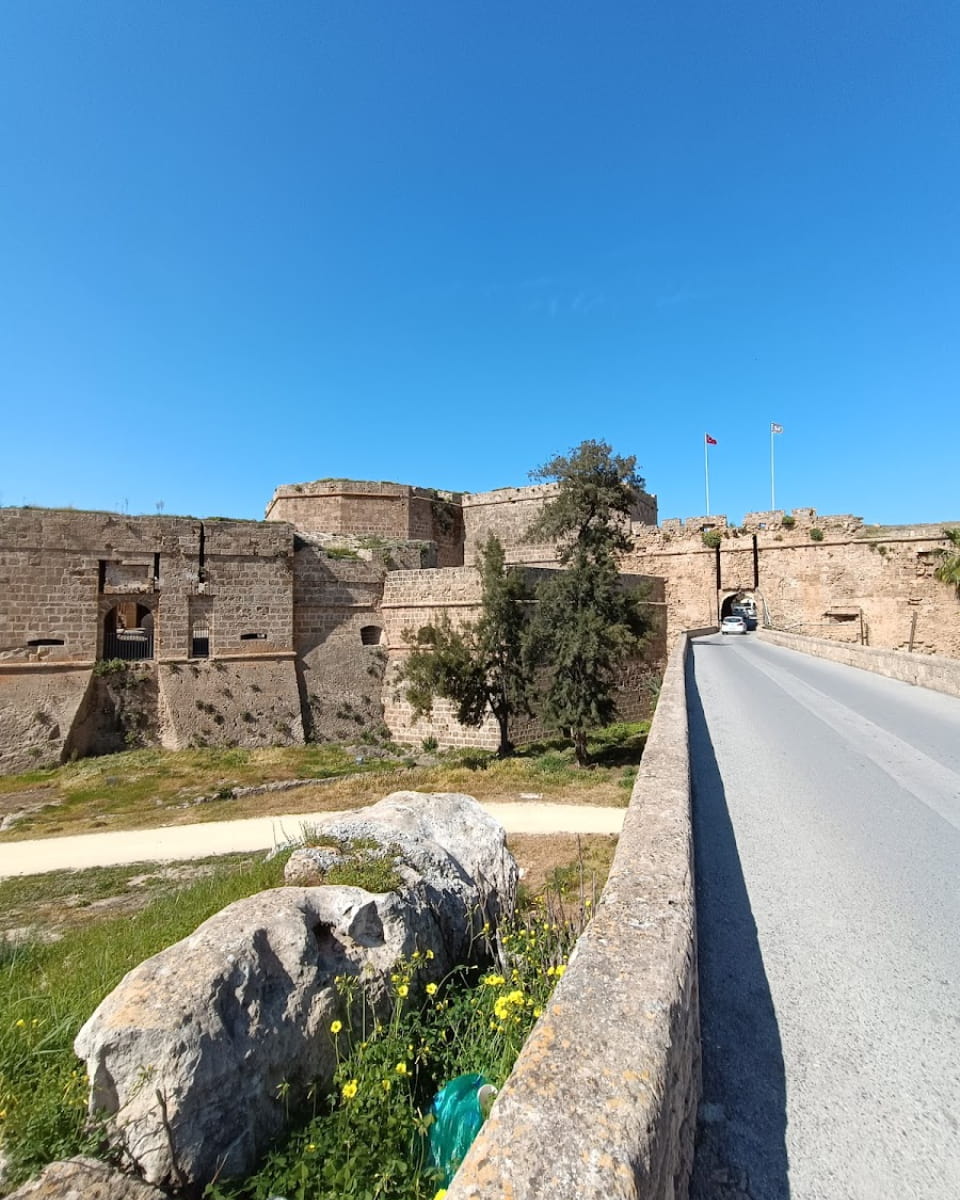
(447, 634, 701, 1199)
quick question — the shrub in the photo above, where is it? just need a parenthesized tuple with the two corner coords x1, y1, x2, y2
(701, 530, 723, 550)
(810, 528, 824, 542)
(205, 906, 581, 1200)
(781, 514, 796, 528)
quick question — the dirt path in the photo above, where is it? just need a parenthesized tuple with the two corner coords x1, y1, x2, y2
(0, 802, 625, 878)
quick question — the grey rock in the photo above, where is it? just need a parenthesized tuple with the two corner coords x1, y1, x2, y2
(73, 791, 516, 1192)
(2, 1156, 167, 1199)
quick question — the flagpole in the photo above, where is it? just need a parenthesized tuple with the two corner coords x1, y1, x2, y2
(704, 436, 711, 515)
(770, 425, 776, 509)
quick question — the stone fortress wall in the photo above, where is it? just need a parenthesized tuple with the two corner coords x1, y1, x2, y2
(0, 474, 957, 775)
(462, 482, 659, 566)
(625, 506, 960, 658)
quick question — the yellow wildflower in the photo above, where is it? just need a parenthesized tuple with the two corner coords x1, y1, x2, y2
(434, 1190, 448, 1200)
(425, 948, 435, 960)
(14, 1019, 25, 1029)
(533, 1006, 543, 1018)
(341, 1079, 358, 1101)
(483, 974, 505, 987)
(426, 982, 438, 996)
(330, 1020, 343, 1035)
(395, 1061, 408, 1075)
(546, 966, 555, 977)
(382, 1079, 392, 1091)
(507, 989, 524, 1005)
(555, 964, 566, 978)
(306, 1142, 317, 1153)
(397, 984, 409, 998)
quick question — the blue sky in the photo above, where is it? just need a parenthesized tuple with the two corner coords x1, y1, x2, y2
(1, 1, 957, 526)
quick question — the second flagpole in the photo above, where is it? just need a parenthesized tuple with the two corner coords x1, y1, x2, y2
(704, 436, 711, 515)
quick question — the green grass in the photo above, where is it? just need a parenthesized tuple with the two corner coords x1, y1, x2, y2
(0, 723, 650, 842)
(0, 841, 602, 1196)
(0, 852, 290, 1190)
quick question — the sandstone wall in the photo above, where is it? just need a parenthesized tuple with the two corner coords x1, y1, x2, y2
(447, 634, 699, 1199)
(293, 540, 389, 743)
(265, 480, 464, 567)
(0, 666, 93, 774)
(157, 658, 304, 750)
(0, 508, 295, 665)
(626, 513, 960, 658)
(462, 484, 658, 567)
(757, 629, 960, 700)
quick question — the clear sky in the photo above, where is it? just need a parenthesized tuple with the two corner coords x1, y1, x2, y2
(1, 1, 957, 527)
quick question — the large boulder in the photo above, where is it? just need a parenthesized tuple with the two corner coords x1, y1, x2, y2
(2, 1157, 167, 1200)
(73, 792, 516, 1193)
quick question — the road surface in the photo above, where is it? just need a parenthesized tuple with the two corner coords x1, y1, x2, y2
(688, 633, 960, 1199)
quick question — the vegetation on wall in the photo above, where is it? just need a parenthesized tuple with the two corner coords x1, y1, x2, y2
(934, 528, 960, 597)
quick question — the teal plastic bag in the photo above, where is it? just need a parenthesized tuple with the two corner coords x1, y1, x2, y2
(426, 1073, 498, 1185)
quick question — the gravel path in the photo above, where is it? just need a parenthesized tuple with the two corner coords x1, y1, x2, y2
(0, 802, 625, 878)
(689, 633, 960, 1200)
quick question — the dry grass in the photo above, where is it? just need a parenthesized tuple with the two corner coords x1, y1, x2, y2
(0, 732, 644, 842)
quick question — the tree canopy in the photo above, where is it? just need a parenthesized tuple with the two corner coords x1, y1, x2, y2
(526, 439, 644, 561)
(526, 439, 650, 765)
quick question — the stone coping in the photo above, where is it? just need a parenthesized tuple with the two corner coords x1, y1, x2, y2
(447, 635, 700, 1199)
(758, 629, 960, 700)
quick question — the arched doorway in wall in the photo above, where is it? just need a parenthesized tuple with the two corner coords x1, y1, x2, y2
(720, 592, 758, 628)
(102, 601, 155, 660)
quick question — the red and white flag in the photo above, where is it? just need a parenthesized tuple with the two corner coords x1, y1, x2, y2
(705, 433, 717, 445)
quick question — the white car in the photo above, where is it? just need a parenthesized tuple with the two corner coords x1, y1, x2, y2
(721, 615, 747, 635)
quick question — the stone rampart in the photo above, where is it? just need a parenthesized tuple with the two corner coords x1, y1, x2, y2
(265, 480, 464, 567)
(757, 629, 960, 700)
(625, 516, 960, 659)
(293, 540, 389, 742)
(447, 634, 699, 1199)
(0, 508, 295, 665)
(157, 658, 304, 750)
(462, 484, 658, 567)
(0, 666, 94, 774)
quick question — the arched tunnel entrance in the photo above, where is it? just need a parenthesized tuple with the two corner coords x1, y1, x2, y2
(721, 592, 758, 627)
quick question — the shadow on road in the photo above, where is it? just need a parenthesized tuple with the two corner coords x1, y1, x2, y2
(686, 649, 790, 1199)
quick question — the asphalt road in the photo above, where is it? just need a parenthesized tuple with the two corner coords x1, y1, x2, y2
(688, 633, 960, 1199)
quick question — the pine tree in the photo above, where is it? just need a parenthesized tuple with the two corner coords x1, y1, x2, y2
(526, 440, 650, 765)
(399, 535, 531, 757)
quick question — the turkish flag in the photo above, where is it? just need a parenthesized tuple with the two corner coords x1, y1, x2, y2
(705, 434, 718, 445)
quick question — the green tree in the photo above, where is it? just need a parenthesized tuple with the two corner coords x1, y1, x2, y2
(934, 528, 960, 597)
(525, 440, 651, 765)
(398, 535, 531, 757)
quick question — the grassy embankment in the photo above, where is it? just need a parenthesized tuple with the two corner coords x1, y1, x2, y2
(0, 725, 643, 1194)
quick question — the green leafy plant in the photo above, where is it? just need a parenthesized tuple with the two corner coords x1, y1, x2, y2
(934, 528, 960, 596)
(204, 901, 583, 1200)
(810, 528, 824, 542)
(701, 530, 722, 549)
(781, 514, 796, 528)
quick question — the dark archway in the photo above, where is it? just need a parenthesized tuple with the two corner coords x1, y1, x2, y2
(102, 601, 155, 660)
